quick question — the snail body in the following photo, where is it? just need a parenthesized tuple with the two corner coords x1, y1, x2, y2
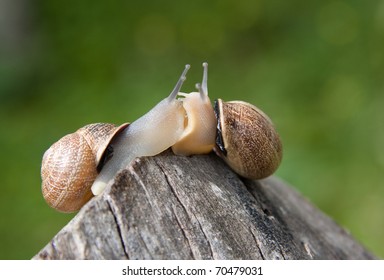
(41, 63, 282, 212)
(171, 64, 217, 156)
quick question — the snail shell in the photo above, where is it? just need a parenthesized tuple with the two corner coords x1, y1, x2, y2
(214, 99, 282, 179)
(41, 123, 128, 212)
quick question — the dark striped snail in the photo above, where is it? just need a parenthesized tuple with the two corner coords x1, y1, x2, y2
(41, 63, 282, 212)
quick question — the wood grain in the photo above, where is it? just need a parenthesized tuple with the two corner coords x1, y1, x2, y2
(33, 150, 374, 260)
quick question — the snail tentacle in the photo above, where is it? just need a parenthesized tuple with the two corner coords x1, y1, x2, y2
(168, 64, 190, 100)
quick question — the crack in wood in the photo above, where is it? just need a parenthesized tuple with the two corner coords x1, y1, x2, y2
(193, 214, 215, 259)
(249, 228, 265, 260)
(106, 199, 129, 259)
(171, 206, 195, 259)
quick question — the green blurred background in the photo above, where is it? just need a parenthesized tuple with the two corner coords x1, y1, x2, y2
(0, 0, 383, 259)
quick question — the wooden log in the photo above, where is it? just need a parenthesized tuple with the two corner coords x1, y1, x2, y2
(33, 150, 374, 260)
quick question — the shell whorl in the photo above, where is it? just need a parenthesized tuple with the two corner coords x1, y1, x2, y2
(41, 123, 128, 212)
(214, 99, 283, 180)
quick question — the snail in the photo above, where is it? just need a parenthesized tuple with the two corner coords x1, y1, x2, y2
(41, 63, 282, 212)
(214, 99, 282, 179)
(41, 123, 129, 212)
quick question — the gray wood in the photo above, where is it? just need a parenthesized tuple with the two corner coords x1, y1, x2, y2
(33, 150, 374, 260)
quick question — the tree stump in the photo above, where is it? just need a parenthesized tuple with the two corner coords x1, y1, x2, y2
(33, 150, 374, 260)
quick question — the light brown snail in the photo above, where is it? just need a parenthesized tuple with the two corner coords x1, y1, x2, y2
(214, 100, 282, 179)
(41, 123, 129, 212)
(41, 62, 282, 212)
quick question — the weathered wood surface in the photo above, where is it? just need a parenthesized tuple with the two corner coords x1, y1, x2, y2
(33, 150, 374, 260)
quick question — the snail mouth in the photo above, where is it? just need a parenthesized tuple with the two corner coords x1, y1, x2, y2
(214, 99, 227, 157)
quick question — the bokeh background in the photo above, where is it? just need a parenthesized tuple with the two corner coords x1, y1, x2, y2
(0, 0, 383, 259)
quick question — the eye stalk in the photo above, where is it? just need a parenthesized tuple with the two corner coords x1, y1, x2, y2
(169, 64, 190, 100)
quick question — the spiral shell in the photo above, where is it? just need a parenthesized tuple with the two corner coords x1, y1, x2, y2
(41, 123, 128, 212)
(214, 99, 282, 179)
